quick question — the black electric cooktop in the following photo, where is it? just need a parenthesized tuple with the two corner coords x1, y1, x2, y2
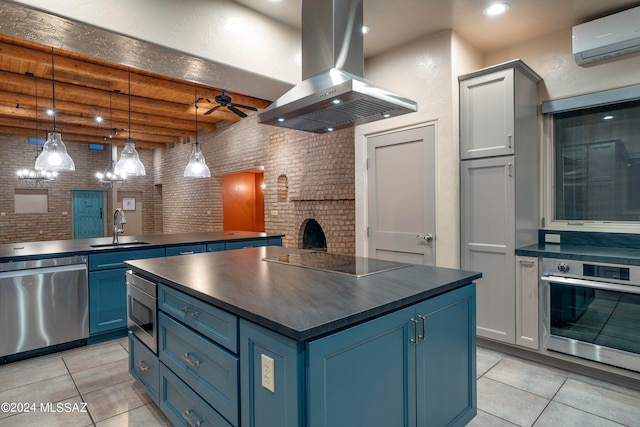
(262, 251, 411, 278)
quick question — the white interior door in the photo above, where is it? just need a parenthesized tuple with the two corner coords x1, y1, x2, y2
(367, 125, 436, 265)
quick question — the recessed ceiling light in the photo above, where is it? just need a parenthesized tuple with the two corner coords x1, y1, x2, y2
(603, 115, 614, 120)
(483, 3, 510, 16)
(362, 25, 370, 35)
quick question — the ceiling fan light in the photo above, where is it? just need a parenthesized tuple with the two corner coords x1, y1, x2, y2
(34, 129, 75, 171)
(114, 141, 146, 176)
(184, 142, 211, 178)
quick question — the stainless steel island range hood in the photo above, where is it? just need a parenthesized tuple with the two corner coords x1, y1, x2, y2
(258, 0, 417, 134)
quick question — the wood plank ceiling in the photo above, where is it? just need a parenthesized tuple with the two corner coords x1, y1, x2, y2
(0, 34, 271, 150)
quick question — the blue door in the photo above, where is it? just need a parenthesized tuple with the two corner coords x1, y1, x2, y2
(73, 190, 104, 239)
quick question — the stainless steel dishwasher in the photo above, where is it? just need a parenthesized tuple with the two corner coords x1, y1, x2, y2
(0, 255, 88, 362)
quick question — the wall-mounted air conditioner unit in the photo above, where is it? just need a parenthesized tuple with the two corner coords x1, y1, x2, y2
(572, 6, 640, 65)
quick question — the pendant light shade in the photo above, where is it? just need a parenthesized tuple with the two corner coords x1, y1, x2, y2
(115, 140, 146, 176)
(115, 68, 145, 176)
(35, 48, 75, 172)
(184, 88, 211, 178)
(35, 129, 75, 171)
(184, 142, 211, 178)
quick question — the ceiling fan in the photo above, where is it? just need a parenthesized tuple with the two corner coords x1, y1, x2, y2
(203, 89, 258, 118)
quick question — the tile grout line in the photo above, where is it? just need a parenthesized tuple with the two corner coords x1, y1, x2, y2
(62, 354, 98, 426)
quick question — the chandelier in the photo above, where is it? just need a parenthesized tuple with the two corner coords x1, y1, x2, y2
(17, 168, 58, 187)
(96, 160, 127, 188)
(96, 93, 127, 188)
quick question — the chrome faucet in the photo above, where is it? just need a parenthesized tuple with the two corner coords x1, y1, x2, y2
(112, 208, 126, 244)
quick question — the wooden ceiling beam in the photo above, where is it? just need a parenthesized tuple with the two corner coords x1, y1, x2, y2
(0, 34, 269, 146)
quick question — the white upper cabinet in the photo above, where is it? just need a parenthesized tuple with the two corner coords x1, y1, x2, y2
(459, 60, 541, 160)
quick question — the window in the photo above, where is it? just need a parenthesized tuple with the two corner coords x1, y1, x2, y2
(543, 85, 640, 227)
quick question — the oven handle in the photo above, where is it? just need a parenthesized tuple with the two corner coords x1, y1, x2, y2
(541, 275, 640, 295)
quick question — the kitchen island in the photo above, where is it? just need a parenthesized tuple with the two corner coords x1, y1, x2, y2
(125, 246, 481, 427)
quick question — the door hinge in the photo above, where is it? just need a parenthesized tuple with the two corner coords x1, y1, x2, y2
(366, 158, 369, 169)
(366, 226, 370, 237)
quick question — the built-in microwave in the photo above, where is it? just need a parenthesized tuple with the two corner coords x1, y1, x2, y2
(126, 270, 157, 354)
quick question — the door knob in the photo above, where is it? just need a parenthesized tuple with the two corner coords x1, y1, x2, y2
(416, 234, 434, 242)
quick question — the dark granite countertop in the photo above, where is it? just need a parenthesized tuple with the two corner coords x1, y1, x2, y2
(516, 243, 640, 266)
(125, 246, 482, 341)
(0, 231, 282, 263)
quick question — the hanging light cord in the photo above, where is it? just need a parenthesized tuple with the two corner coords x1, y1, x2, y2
(194, 85, 199, 146)
(128, 67, 131, 140)
(34, 74, 38, 155)
(50, 47, 56, 130)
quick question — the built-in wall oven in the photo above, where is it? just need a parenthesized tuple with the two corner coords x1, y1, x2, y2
(541, 258, 640, 372)
(126, 270, 157, 354)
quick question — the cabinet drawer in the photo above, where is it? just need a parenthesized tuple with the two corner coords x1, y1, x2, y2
(160, 363, 233, 427)
(88, 248, 165, 271)
(159, 284, 238, 353)
(159, 312, 239, 426)
(225, 239, 267, 250)
(165, 244, 206, 257)
(129, 334, 159, 404)
(207, 242, 225, 252)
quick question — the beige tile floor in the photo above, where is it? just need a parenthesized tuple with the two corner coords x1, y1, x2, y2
(0, 338, 171, 426)
(2, 339, 640, 426)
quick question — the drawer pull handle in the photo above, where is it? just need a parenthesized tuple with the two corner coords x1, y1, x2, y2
(180, 306, 199, 317)
(181, 409, 201, 427)
(180, 251, 195, 255)
(181, 352, 200, 368)
(136, 361, 149, 372)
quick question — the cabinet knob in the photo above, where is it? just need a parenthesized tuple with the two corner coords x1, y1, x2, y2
(416, 234, 434, 243)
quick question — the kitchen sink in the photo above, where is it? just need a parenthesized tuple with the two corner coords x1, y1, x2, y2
(90, 241, 151, 248)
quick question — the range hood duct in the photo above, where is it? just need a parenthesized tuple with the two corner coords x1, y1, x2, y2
(258, 0, 417, 134)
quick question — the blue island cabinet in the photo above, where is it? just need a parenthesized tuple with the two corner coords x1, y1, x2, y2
(88, 248, 165, 340)
(241, 284, 476, 427)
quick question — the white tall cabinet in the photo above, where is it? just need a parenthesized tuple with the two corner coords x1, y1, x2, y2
(459, 60, 541, 344)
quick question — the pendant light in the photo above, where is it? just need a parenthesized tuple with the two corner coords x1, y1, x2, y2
(184, 86, 211, 178)
(114, 68, 146, 176)
(17, 73, 58, 186)
(35, 48, 75, 172)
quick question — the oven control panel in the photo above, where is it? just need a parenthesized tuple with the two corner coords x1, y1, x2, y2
(542, 258, 640, 286)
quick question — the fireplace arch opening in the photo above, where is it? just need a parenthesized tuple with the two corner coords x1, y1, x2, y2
(301, 219, 327, 252)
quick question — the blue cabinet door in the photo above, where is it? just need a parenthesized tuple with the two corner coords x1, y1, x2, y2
(240, 319, 303, 427)
(416, 284, 477, 427)
(89, 267, 128, 334)
(306, 306, 415, 427)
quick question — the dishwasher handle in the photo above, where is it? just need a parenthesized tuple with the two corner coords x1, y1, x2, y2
(0, 263, 87, 279)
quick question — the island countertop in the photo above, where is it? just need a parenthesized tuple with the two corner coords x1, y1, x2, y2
(125, 246, 482, 341)
(0, 231, 282, 262)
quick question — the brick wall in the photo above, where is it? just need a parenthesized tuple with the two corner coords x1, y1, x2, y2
(161, 114, 356, 255)
(1, 113, 356, 254)
(0, 133, 156, 243)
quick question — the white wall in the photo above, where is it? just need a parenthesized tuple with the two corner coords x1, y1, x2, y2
(485, 29, 640, 102)
(355, 30, 483, 268)
(8, 0, 300, 100)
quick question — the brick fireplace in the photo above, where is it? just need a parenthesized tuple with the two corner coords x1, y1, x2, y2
(162, 115, 356, 256)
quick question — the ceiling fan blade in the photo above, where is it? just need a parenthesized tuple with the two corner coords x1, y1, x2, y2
(203, 105, 221, 115)
(228, 105, 248, 118)
(230, 103, 258, 111)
